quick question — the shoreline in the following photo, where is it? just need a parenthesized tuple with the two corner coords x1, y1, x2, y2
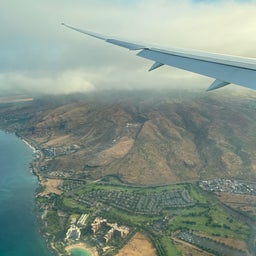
(22, 138, 37, 153)
(17, 135, 44, 181)
(0, 129, 56, 256)
(19, 135, 61, 256)
(19, 135, 94, 256)
(19, 135, 98, 256)
(65, 243, 98, 256)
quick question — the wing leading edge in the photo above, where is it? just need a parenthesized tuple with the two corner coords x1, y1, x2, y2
(62, 23, 256, 91)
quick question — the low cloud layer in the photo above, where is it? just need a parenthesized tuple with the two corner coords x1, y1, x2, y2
(1, 0, 256, 94)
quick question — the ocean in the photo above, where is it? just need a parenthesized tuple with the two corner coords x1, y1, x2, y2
(0, 131, 53, 256)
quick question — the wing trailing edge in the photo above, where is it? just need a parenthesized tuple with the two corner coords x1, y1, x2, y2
(62, 23, 256, 91)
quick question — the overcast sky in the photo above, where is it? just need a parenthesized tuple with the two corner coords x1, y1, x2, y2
(1, 0, 256, 95)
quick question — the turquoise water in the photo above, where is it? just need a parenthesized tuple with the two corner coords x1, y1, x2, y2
(70, 248, 91, 256)
(0, 131, 53, 256)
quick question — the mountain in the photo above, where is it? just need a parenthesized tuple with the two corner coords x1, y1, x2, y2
(1, 89, 256, 185)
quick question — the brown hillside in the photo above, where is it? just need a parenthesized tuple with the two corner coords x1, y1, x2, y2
(1, 90, 256, 185)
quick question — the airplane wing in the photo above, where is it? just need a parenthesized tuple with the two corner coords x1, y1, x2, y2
(62, 23, 256, 91)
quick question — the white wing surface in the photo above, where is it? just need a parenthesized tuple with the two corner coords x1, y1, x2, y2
(62, 23, 256, 91)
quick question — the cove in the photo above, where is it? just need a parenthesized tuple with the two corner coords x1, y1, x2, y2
(70, 248, 91, 256)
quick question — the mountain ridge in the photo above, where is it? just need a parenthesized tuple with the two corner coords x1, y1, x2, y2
(1, 89, 256, 185)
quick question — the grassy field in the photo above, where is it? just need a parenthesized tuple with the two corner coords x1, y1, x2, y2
(159, 236, 182, 256)
(56, 181, 251, 255)
(73, 180, 190, 195)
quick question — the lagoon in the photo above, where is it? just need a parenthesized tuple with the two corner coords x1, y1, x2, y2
(70, 248, 91, 256)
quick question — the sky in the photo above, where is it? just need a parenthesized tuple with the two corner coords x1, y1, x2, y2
(1, 0, 256, 95)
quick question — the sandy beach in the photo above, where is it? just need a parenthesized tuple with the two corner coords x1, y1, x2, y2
(22, 138, 37, 153)
(65, 243, 98, 256)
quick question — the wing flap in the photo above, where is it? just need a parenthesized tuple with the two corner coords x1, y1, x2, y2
(137, 49, 256, 90)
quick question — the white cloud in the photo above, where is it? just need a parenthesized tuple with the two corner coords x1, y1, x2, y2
(1, 0, 256, 94)
(0, 71, 95, 95)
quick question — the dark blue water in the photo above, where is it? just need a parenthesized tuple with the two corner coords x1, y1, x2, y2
(0, 131, 53, 256)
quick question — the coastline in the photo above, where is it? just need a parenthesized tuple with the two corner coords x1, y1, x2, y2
(0, 130, 54, 256)
(20, 135, 59, 256)
(65, 243, 98, 256)
(19, 135, 93, 256)
(22, 138, 37, 153)
(17, 135, 44, 181)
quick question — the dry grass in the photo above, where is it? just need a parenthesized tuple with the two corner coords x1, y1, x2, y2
(100, 136, 134, 164)
(39, 179, 63, 196)
(194, 231, 248, 251)
(217, 192, 256, 217)
(45, 135, 71, 146)
(7, 92, 256, 186)
(173, 237, 214, 256)
(116, 233, 156, 256)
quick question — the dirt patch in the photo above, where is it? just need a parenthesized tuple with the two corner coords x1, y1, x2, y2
(45, 135, 71, 146)
(101, 136, 134, 162)
(216, 192, 256, 217)
(194, 231, 248, 251)
(173, 237, 214, 256)
(116, 233, 156, 256)
(39, 178, 63, 196)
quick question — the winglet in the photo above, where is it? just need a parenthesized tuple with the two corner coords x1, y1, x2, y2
(62, 23, 147, 50)
(62, 23, 107, 40)
(207, 79, 230, 91)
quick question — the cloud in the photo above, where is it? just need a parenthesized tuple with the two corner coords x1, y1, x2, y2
(0, 70, 95, 95)
(1, 0, 256, 94)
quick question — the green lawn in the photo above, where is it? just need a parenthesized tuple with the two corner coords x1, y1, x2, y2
(74, 181, 189, 195)
(62, 197, 88, 212)
(59, 181, 251, 254)
(160, 236, 182, 256)
(168, 205, 250, 240)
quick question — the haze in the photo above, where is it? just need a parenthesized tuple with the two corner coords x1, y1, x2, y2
(1, 0, 256, 95)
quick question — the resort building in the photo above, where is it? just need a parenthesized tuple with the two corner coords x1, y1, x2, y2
(65, 224, 81, 241)
(91, 217, 107, 234)
(91, 217, 129, 243)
